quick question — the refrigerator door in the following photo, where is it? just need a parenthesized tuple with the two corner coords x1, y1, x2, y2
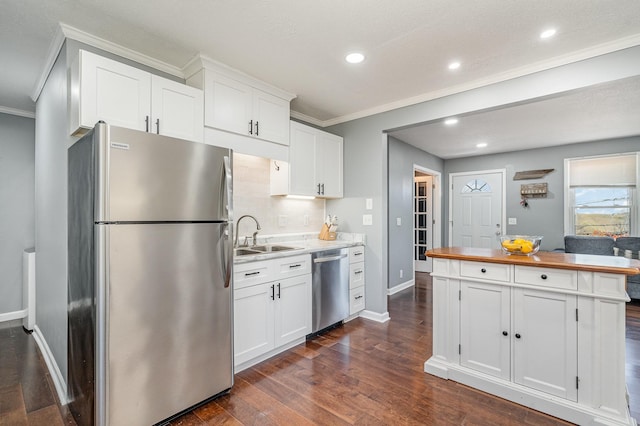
(96, 124, 232, 222)
(99, 222, 233, 426)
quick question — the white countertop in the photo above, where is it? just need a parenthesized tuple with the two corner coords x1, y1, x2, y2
(233, 232, 365, 264)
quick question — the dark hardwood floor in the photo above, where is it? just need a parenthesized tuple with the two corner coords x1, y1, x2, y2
(3, 273, 640, 425)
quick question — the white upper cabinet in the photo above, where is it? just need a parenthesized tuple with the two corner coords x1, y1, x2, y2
(70, 50, 203, 143)
(185, 57, 294, 151)
(271, 121, 343, 198)
(203, 72, 289, 145)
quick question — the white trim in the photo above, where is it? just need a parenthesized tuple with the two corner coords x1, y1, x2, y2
(234, 336, 306, 373)
(359, 310, 390, 323)
(313, 34, 640, 128)
(184, 54, 296, 101)
(0, 106, 35, 119)
(0, 309, 27, 322)
(290, 110, 325, 128)
(31, 23, 184, 102)
(448, 169, 507, 248)
(32, 325, 68, 405)
(388, 280, 415, 295)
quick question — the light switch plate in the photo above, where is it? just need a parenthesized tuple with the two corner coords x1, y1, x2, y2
(363, 214, 373, 226)
(366, 198, 373, 210)
(396, 217, 402, 226)
(508, 217, 517, 225)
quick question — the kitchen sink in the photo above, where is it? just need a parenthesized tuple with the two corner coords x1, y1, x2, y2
(252, 245, 298, 252)
(233, 245, 300, 257)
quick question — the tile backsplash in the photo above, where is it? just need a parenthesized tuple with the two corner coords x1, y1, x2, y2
(233, 153, 326, 239)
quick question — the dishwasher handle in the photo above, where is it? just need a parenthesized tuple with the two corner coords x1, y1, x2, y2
(313, 253, 348, 263)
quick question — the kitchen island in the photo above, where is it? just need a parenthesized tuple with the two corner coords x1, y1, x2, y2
(425, 247, 640, 426)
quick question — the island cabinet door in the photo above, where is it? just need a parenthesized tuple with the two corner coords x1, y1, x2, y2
(460, 281, 510, 380)
(513, 288, 578, 401)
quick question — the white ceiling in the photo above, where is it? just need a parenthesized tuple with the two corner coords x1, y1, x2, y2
(2, 0, 640, 156)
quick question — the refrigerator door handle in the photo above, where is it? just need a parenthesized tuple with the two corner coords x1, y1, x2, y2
(223, 155, 233, 222)
(223, 222, 232, 289)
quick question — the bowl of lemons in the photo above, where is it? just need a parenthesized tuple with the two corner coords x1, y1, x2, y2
(499, 235, 542, 256)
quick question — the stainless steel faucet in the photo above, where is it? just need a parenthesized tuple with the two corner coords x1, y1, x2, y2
(234, 215, 261, 247)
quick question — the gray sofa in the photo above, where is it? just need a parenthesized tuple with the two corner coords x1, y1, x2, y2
(564, 235, 640, 300)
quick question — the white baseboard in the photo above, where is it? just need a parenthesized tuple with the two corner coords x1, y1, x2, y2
(33, 325, 68, 405)
(0, 309, 27, 323)
(388, 279, 415, 295)
(359, 310, 390, 323)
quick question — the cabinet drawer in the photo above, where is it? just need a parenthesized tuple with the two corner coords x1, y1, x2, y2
(234, 260, 272, 289)
(349, 246, 365, 263)
(460, 261, 511, 282)
(274, 254, 311, 279)
(515, 266, 577, 290)
(350, 286, 365, 314)
(350, 262, 365, 289)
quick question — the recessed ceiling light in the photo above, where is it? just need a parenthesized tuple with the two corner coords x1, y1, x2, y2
(444, 118, 459, 126)
(345, 53, 365, 64)
(448, 61, 461, 70)
(540, 28, 557, 39)
(476, 142, 488, 148)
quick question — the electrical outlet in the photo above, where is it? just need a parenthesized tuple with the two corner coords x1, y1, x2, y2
(363, 214, 373, 226)
(508, 217, 517, 225)
(396, 217, 402, 226)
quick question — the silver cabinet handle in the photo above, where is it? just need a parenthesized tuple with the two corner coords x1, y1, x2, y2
(155, 118, 160, 134)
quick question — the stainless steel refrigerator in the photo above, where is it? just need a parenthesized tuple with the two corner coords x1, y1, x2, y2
(67, 122, 233, 426)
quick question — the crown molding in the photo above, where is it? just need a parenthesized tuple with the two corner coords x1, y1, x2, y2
(289, 110, 324, 127)
(31, 23, 184, 102)
(0, 106, 35, 119)
(183, 53, 296, 101)
(320, 33, 640, 128)
(30, 24, 66, 102)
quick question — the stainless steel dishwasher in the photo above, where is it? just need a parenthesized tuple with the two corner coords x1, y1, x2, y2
(311, 248, 350, 333)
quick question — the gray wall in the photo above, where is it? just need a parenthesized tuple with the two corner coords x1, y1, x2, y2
(444, 136, 640, 251)
(326, 45, 640, 317)
(35, 43, 70, 383)
(0, 113, 35, 315)
(387, 136, 443, 289)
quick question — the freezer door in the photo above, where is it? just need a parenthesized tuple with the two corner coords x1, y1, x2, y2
(100, 223, 233, 426)
(96, 124, 232, 222)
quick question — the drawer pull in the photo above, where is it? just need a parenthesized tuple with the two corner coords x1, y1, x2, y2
(540, 274, 548, 280)
(289, 264, 301, 269)
(481, 268, 487, 273)
(354, 270, 363, 274)
(515, 333, 521, 339)
(354, 252, 363, 256)
(244, 271, 260, 277)
(355, 295, 363, 300)
(502, 331, 508, 336)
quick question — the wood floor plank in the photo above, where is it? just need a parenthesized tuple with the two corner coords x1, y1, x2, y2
(26, 405, 64, 426)
(0, 383, 28, 426)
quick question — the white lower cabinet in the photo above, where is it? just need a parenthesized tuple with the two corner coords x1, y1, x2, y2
(461, 281, 577, 399)
(427, 258, 633, 425)
(349, 246, 365, 315)
(233, 254, 311, 370)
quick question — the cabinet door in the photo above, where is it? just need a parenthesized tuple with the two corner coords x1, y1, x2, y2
(80, 51, 151, 132)
(253, 90, 290, 145)
(204, 73, 252, 136)
(151, 76, 204, 142)
(316, 131, 343, 198)
(234, 283, 275, 365)
(513, 288, 577, 401)
(289, 122, 318, 196)
(460, 281, 510, 380)
(274, 275, 311, 347)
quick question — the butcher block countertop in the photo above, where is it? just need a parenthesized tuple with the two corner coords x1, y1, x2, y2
(426, 247, 640, 276)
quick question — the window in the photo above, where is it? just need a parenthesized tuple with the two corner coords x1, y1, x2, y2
(565, 153, 639, 237)
(461, 179, 492, 193)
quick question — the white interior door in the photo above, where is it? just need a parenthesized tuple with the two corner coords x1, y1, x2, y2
(451, 170, 504, 249)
